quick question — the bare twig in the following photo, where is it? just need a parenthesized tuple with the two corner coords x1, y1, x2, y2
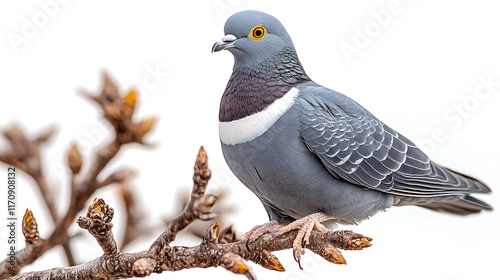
(163, 186, 238, 239)
(118, 185, 146, 250)
(9, 146, 372, 279)
(0, 126, 77, 267)
(0, 73, 157, 278)
(77, 198, 118, 256)
(146, 146, 217, 261)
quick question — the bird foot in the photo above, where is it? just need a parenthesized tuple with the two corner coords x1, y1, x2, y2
(241, 220, 282, 250)
(273, 212, 334, 269)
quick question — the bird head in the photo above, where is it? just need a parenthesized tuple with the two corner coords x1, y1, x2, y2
(212, 10, 296, 67)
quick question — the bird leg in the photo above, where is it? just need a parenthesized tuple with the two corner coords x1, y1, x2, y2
(273, 212, 334, 269)
(240, 220, 283, 251)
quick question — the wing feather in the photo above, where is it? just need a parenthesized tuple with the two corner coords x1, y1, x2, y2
(298, 91, 490, 197)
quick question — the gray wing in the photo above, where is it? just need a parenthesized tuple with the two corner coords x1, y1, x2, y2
(298, 90, 489, 197)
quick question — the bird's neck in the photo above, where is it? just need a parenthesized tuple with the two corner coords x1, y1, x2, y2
(219, 48, 310, 122)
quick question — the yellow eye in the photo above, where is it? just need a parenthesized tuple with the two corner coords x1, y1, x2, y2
(249, 25, 266, 40)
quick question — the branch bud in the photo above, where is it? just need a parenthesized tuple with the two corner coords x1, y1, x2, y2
(22, 209, 39, 243)
(258, 250, 285, 271)
(221, 252, 250, 275)
(123, 88, 138, 108)
(133, 116, 157, 142)
(67, 143, 82, 174)
(319, 244, 346, 265)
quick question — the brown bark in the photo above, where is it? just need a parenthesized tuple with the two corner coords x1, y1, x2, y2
(0, 73, 372, 280)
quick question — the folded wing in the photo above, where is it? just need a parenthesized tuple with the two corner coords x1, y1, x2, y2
(298, 91, 491, 199)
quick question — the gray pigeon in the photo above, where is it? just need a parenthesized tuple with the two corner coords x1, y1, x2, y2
(212, 10, 492, 261)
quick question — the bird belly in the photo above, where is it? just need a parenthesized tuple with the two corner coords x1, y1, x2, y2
(220, 109, 393, 224)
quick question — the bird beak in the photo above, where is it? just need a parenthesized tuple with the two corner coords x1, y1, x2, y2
(212, 34, 237, 53)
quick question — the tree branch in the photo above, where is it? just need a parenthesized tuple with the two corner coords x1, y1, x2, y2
(8, 146, 372, 279)
(0, 126, 77, 266)
(0, 73, 157, 278)
(1, 73, 372, 279)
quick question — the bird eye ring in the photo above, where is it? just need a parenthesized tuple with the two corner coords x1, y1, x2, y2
(249, 25, 266, 40)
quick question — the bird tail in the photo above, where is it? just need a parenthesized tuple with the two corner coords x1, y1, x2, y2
(417, 166, 493, 215)
(419, 195, 493, 215)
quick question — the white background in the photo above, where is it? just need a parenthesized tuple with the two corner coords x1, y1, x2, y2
(1, 1, 499, 279)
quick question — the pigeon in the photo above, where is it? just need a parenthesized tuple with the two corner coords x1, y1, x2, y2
(212, 10, 493, 262)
